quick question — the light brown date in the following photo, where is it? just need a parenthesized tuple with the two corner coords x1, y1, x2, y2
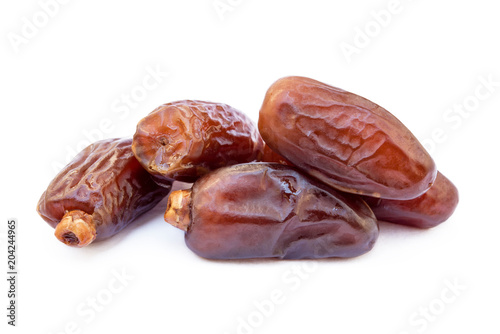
(164, 163, 379, 260)
(132, 100, 264, 183)
(37, 138, 171, 247)
(258, 76, 437, 200)
(363, 172, 458, 229)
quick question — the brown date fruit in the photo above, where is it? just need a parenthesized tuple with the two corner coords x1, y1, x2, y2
(363, 172, 458, 229)
(260, 144, 292, 166)
(132, 100, 264, 183)
(164, 163, 379, 260)
(37, 138, 171, 247)
(258, 76, 437, 200)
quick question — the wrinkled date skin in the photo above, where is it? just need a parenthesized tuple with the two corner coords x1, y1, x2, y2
(363, 172, 459, 229)
(37, 138, 171, 247)
(258, 76, 437, 200)
(132, 100, 264, 183)
(164, 163, 379, 260)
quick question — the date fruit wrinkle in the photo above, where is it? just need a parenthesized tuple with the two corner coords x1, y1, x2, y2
(37, 138, 171, 247)
(132, 100, 264, 183)
(165, 163, 379, 260)
(364, 171, 459, 229)
(258, 76, 437, 200)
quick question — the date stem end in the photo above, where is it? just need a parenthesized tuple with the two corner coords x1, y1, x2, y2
(55, 210, 96, 247)
(164, 189, 192, 232)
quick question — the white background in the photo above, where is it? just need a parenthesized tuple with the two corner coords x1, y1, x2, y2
(1, 1, 499, 333)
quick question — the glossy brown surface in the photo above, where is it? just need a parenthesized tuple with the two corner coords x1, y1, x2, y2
(258, 76, 437, 200)
(260, 144, 292, 166)
(37, 138, 171, 247)
(363, 172, 459, 229)
(165, 163, 379, 260)
(132, 100, 264, 183)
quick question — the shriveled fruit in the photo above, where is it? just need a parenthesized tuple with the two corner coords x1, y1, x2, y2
(164, 163, 379, 260)
(363, 172, 458, 229)
(132, 100, 264, 183)
(258, 76, 437, 200)
(37, 138, 171, 247)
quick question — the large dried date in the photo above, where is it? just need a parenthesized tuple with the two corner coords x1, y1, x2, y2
(258, 76, 437, 200)
(132, 100, 264, 183)
(37, 138, 171, 247)
(164, 163, 379, 260)
(363, 172, 459, 229)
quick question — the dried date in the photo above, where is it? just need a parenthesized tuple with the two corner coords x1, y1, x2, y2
(258, 76, 437, 200)
(363, 172, 459, 229)
(132, 100, 264, 183)
(37, 138, 171, 247)
(164, 163, 379, 260)
(260, 144, 292, 165)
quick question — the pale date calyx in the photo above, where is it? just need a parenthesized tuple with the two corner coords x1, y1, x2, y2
(164, 163, 379, 260)
(258, 76, 437, 200)
(132, 100, 264, 183)
(37, 138, 171, 247)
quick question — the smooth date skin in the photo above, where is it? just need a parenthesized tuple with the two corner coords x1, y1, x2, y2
(37, 138, 171, 247)
(132, 100, 264, 183)
(363, 172, 459, 229)
(164, 163, 379, 260)
(260, 144, 292, 166)
(258, 76, 437, 200)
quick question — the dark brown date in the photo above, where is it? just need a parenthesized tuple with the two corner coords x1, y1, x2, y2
(363, 172, 458, 229)
(164, 163, 378, 260)
(37, 138, 171, 247)
(258, 76, 437, 200)
(132, 100, 264, 183)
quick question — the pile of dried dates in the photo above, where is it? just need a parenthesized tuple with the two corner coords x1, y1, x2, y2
(37, 76, 458, 259)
